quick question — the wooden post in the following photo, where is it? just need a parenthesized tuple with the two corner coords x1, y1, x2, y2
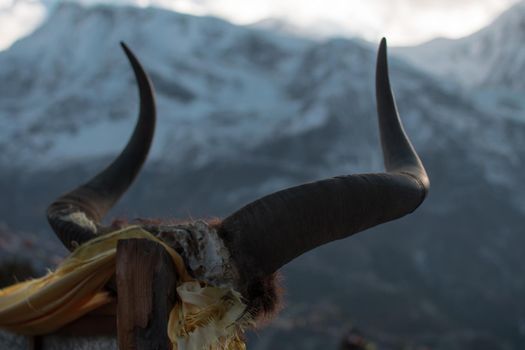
(116, 239, 178, 350)
(28, 335, 42, 350)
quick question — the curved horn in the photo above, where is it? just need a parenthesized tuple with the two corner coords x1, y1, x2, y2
(47, 42, 156, 250)
(219, 38, 429, 282)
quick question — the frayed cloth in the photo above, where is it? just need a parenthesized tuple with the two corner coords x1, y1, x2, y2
(0, 226, 249, 349)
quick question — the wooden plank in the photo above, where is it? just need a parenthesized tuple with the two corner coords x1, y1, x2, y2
(28, 335, 42, 350)
(116, 239, 178, 350)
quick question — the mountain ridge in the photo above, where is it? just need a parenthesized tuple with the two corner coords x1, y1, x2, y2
(395, 0, 525, 92)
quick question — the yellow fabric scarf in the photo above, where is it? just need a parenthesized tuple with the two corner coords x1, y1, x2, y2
(0, 226, 248, 349)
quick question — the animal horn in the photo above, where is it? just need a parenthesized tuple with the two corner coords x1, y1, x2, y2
(219, 38, 429, 283)
(47, 42, 156, 250)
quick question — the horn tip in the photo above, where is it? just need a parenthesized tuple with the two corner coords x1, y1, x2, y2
(378, 38, 388, 62)
(376, 37, 390, 80)
(120, 41, 133, 59)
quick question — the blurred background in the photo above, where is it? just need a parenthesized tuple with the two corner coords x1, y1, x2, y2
(1, 0, 525, 349)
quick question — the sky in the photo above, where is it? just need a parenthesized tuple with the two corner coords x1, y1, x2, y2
(0, 0, 521, 50)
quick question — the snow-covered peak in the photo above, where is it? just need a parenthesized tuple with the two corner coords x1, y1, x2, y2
(395, 0, 525, 91)
(0, 1, 522, 195)
(0, 2, 310, 168)
(250, 16, 358, 41)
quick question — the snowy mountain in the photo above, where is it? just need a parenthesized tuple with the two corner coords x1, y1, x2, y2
(0, 3, 311, 168)
(1, 3, 525, 349)
(250, 17, 359, 41)
(395, 1, 525, 92)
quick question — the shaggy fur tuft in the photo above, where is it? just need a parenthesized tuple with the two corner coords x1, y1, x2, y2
(241, 272, 283, 322)
(109, 218, 284, 322)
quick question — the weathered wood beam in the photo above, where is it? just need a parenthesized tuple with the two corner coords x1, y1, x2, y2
(28, 335, 42, 350)
(116, 239, 178, 350)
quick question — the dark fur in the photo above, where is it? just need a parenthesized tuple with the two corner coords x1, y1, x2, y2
(241, 271, 283, 322)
